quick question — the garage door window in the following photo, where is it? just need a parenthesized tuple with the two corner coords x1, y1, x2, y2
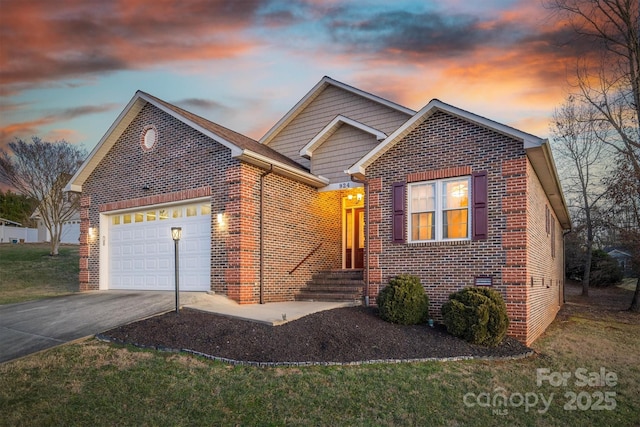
(110, 204, 212, 227)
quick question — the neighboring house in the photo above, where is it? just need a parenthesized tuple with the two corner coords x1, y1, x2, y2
(31, 207, 81, 244)
(65, 76, 570, 345)
(0, 217, 37, 243)
(606, 248, 634, 276)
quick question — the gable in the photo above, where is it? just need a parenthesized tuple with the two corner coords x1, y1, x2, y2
(348, 99, 571, 230)
(66, 91, 328, 193)
(311, 124, 383, 185)
(261, 77, 413, 169)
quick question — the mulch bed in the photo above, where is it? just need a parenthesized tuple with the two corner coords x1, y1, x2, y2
(99, 281, 638, 365)
(100, 306, 532, 365)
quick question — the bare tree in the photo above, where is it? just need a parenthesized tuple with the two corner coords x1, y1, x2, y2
(549, 0, 640, 311)
(605, 159, 640, 310)
(551, 96, 609, 295)
(0, 137, 86, 255)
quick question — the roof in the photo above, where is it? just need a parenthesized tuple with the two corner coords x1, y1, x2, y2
(260, 76, 415, 146)
(0, 217, 22, 226)
(65, 92, 329, 192)
(346, 99, 571, 230)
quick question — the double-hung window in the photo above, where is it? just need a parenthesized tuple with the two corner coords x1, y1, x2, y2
(409, 177, 471, 242)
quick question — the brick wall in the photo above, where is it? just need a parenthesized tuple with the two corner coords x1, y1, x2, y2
(525, 160, 564, 344)
(365, 110, 561, 344)
(79, 101, 344, 302)
(82, 102, 238, 292)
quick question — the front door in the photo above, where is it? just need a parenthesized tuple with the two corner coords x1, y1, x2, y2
(345, 206, 365, 269)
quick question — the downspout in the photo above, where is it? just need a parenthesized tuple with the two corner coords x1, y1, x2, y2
(351, 176, 369, 307)
(260, 166, 273, 304)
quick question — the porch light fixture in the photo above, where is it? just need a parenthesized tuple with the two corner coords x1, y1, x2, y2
(171, 227, 182, 314)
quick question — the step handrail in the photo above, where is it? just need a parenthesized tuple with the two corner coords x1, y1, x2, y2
(289, 243, 322, 275)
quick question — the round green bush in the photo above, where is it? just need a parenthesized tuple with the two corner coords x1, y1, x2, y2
(377, 274, 429, 325)
(441, 287, 509, 346)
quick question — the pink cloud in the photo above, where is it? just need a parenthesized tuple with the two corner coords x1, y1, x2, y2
(0, 0, 266, 92)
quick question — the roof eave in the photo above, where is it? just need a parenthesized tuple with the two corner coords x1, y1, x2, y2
(236, 150, 329, 188)
(526, 141, 571, 230)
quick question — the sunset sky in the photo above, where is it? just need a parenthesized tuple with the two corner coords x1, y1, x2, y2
(0, 0, 586, 154)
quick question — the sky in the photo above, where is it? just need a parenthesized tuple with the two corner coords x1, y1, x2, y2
(0, 0, 587, 156)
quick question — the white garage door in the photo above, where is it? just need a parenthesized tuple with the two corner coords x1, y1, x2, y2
(108, 202, 211, 291)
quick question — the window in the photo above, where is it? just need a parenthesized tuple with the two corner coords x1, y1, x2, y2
(159, 209, 169, 220)
(409, 177, 470, 242)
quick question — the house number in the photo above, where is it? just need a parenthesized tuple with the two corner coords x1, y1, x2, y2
(338, 182, 352, 189)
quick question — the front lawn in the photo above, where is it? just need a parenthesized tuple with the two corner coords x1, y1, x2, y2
(0, 243, 79, 304)
(1, 283, 639, 426)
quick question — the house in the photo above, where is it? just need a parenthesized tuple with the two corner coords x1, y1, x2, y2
(31, 207, 80, 244)
(30, 173, 81, 245)
(606, 248, 634, 276)
(65, 76, 570, 345)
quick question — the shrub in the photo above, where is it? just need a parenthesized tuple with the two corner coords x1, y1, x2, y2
(377, 274, 429, 325)
(441, 287, 509, 346)
(590, 250, 623, 287)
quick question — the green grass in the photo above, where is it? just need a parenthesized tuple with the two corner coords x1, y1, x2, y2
(0, 245, 638, 425)
(0, 243, 79, 304)
(1, 311, 639, 426)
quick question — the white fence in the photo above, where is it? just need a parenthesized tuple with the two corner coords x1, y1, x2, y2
(0, 224, 38, 244)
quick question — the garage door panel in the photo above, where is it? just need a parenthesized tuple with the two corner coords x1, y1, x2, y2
(109, 202, 211, 291)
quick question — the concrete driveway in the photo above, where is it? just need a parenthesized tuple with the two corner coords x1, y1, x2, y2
(0, 291, 189, 363)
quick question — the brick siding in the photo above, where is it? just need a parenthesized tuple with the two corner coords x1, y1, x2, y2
(365, 110, 563, 345)
(79, 102, 343, 302)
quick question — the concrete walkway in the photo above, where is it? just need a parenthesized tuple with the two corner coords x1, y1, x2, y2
(184, 293, 354, 325)
(0, 291, 352, 363)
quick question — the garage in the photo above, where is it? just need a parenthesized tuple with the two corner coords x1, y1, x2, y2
(107, 201, 211, 291)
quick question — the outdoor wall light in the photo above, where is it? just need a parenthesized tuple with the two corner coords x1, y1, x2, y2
(217, 213, 224, 226)
(171, 227, 182, 314)
(88, 227, 96, 242)
(356, 193, 363, 202)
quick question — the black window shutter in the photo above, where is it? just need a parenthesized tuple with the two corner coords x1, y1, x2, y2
(392, 182, 406, 243)
(472, 171, 488, 241)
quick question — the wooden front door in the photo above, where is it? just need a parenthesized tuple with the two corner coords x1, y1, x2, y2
(345, 207, 365, 269)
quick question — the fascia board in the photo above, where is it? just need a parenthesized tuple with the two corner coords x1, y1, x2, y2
(65, 93, 148, 193)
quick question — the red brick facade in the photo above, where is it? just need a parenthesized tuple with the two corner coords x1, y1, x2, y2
(76, 85, 567, 346)
(79, 102, 345, 302)
(365, 111, 564, 345)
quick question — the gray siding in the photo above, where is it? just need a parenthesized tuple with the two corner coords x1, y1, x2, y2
(311, 125, 380, 183)
(266, 85, 411, 170)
